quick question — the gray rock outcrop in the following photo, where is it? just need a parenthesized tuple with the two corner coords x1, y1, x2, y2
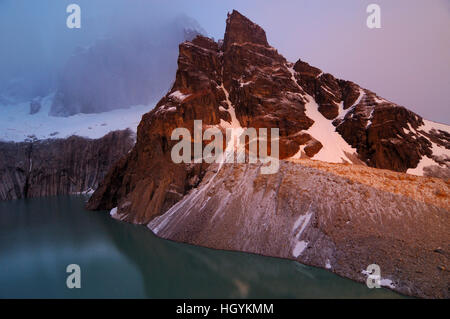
(0, 129, 134, 200)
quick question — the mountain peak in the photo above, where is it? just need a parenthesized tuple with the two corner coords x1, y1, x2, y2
(223, 10, 269, 51)
(87, 8, 450, 300)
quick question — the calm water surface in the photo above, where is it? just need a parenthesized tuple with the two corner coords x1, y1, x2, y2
(0, 196, 404, 298)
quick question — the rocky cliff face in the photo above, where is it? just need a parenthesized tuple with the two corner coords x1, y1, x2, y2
(0, 129, 134, 201)
(88, 10, 449, 219)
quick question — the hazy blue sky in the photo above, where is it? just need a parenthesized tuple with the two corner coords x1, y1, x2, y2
(1, 0, 449, 123)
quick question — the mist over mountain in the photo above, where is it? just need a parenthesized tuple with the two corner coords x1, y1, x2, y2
(50, 16, 204, 116)
(0, 0, 205, 112)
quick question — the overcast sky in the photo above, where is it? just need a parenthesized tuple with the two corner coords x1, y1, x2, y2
(1, 0, 449, 123)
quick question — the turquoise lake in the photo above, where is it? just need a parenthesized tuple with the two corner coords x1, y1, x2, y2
(0, 196, 404, 299)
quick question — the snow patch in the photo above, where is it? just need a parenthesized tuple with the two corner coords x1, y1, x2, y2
(110, 207, 118, 217)
(293, 241, 308, 258)
(0, 94, 154, 142)
(292, 207, 313, 258)
(417, 119, 450, 135)
(157, 105, 177, 113)
(402, 127, 410, 135)
(407, 123, 416, 133)
(361, 270, 396, 288)
(430, 142, 450, 161)
(373, 96, 389, 104)
(169, 90, 190, 102)
(218, 84, 245, 165)
(292, 210, 312, 237)
(407, 156, 441, 176)
(219, 84, 242, 130)
(321, 85, 336, 97)
(366, 109, 374, 128)
(239, 80, 252, 88)
(290, 144, 306, 159)
(73, 187, 95, 196)
(406, 120, 450, 176)
(286, 66, 357, 163)
(337, 89, 365, 120)
(380, 279, 396, 289)
(301, 95, 357, 163)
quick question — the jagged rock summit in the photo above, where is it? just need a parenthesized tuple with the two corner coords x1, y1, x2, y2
(223, 10, 269, 50)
